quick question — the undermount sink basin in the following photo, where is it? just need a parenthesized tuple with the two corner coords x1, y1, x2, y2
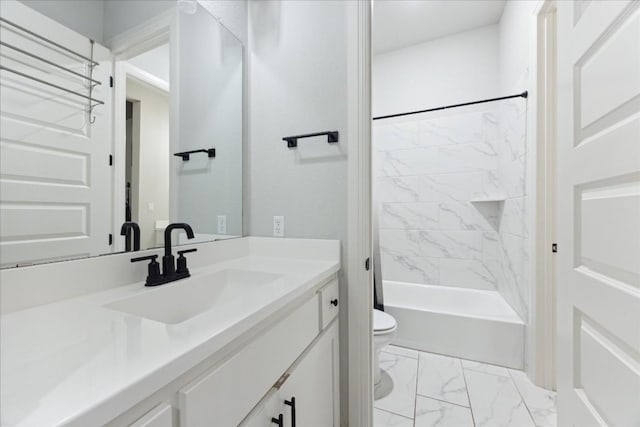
(104, 269, 282, 324)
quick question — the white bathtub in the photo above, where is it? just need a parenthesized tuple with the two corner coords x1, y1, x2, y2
(383, 281, 525, 369)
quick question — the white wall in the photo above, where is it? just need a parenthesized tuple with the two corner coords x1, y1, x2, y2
(247, 0, 348, 418)
(373, 25, 500, 117)
(247, 1, 348, 240)
(128, 44, 170, 83)
(373, 2, 538, 112)
(127, 79, 170, 250)
(199, 0, 248, 47)
(18, 0, 104, 43)
(498, 0, 537, 93)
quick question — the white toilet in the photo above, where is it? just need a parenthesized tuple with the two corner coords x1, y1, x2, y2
(373, 309, 397, 385)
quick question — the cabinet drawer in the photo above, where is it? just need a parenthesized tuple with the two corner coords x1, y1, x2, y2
(319, 279, 339, 330)
(178, 296, 319, 427)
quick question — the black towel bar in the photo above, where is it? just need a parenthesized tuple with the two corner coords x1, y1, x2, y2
(283, 131, 338, 148)
(173, 148, 216, 161)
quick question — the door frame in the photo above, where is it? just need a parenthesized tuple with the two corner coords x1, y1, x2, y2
(526, 0, 558, 390)
(348, 0, 559, 409)
(109, 10, 175, 253)
(346, 0, 373, 425)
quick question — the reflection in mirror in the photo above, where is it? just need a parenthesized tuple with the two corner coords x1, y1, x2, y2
(0, 0, 243, 268)
(173, 2, 243, 244)
(125, 43, 170, 250)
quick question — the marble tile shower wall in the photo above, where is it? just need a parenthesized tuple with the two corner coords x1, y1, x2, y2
(374, 108, 503, 293)
(374, 100, 529, 320)
(496, 99, 529, 321)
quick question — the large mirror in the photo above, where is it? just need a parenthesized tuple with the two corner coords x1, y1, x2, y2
(0, 0, 243, 268)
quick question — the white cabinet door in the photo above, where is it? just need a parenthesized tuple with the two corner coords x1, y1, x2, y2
(242, 321, 340, 427)
(279, 321, 340, 427)
(130, 404, 174, 427)
(240, 389, 284, 427)
(556, 1, 640, 426)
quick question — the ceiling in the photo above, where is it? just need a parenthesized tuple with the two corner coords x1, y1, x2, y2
(373, 0, 507, 54)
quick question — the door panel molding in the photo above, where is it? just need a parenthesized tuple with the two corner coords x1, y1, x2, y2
(556, 0, 640, 425)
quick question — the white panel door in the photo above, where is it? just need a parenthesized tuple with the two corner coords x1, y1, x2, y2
(556, 1, 640, 426)
(0, 0, 112, 267)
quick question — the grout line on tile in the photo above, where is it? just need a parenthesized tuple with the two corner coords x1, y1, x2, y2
(507, 369, 538, 426)
(373, 405, 416, 423)
(413, 350, 420, 425)
(415, 393, 471, 409)
(461, 366, 510, 378)
(461, 359, 477, 427)
(376, 407, 414, 423)
(375, 351, 419, 423)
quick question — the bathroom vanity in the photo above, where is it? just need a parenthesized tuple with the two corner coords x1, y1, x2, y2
(0, 238, 341, 427)
(0, 2, 348, 426)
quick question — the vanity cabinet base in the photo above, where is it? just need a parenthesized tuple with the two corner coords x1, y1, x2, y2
(109, 275, 339, 427)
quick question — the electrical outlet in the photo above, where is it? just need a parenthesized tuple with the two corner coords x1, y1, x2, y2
(273, 216, 285, 237)
(217, 215, 227, 234)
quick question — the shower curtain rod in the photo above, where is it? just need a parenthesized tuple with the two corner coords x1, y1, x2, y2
(372, 91, 528, 121)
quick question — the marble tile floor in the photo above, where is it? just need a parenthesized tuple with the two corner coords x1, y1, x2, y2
(374, 345, 557, 427)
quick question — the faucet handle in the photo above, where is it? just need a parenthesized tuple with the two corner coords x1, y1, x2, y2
(131, 254, 157, 263)
(131, 255, 162, 286)
(177, 248, 197, 255)
(176, 248, 197, 275)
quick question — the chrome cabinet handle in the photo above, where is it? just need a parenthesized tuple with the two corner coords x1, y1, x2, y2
(284, 397, 296, 427)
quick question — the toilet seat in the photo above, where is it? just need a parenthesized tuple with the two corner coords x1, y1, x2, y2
(373, 309, 397, 335)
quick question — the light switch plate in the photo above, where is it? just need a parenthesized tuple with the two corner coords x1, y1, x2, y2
(217, 215, 227, 234)
(273, 216, 285, 237)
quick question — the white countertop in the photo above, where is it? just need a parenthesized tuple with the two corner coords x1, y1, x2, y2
(1, 253, 339, 426)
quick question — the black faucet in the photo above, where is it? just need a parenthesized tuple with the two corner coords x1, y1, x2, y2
(131, 223, 197, 286)
(120, 222, 140, 252)
(162, 223, 194, 276)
